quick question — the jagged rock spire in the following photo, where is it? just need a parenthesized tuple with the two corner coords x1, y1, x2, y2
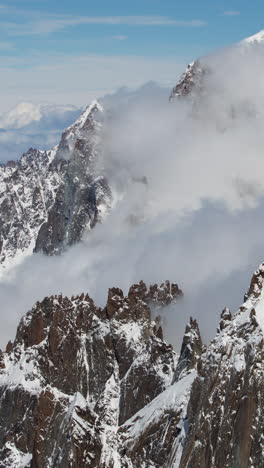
(244, 263, 264, 302)
(218, 307, 232, 331)
(148, 280, 183, 306)
(169, 60, 209, 100)
(174, 317, 203, 382)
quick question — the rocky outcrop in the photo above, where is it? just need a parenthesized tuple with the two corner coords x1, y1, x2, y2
(1, 265, 264, 467)
(169, 61, 209, 101)
(35, 101, 111, 256)
(179, 268, 264, 468)
(173, 317, 203, 382)
(0, 101, 111, 272)
(120, 318, 202, 468)
(244, 263, 264, 301)
(0, 148, 61, 272)
(123, 265, 264, 468)
(0, 281, 180, 467)
(148, 280, 183, 306)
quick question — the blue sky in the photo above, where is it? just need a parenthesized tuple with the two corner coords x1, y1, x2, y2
(0, 0, 263, 111)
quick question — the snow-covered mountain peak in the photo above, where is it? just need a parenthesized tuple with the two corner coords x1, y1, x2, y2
(75, 100, 103, 129)
(55, 99, 103, 162)
(0, 99, 111, 270)
(242, 29, 264, 44)
(169, 60, 209, 101)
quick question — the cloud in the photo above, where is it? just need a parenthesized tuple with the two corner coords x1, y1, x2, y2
(0, 41, 14, 50)
(0, 4, 207, 36)
(0, 16, 207, 36)
(224, 10, 240, 16)
(0, 53, 183, 113)
(2, 42, 264, 352)
(112, 35, 128, 41)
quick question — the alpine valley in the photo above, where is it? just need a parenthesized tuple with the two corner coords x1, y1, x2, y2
(1, 30, 264, 468)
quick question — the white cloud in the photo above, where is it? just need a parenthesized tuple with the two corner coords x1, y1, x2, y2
(0, 13, 207, 36)
(112, 35, 128, 41)
(0, 53, 183, 113)
(2, 41, 264, 352)
(224, 10, 240, 16)
(0, 41, 14, 50)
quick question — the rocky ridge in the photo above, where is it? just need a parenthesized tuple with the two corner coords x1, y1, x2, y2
(1, 263, 264, 467)
(0, 280, 183, 467)
(0, 100, 111, 272)
(179, 266, 264, 468)
(169, 61, 208, 101)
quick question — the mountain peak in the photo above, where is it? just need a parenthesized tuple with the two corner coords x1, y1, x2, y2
(242, 29, 264, 44)
(0, 98, 111, 270)
(174, 317, 203, 382)
(75, 100, 103, 129)
(55, 99, 103, 162)
(169, 60, 209, 101)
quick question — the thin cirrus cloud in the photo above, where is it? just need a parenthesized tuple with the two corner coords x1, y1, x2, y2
(112, 35, 128, 41)
(0, 52, 183, 112)
(1, 15, 207, 36)
(0, 41, 14, 50)
(224, 10, 240, 17)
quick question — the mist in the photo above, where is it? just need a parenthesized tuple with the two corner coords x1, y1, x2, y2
(2, 41, 264, 351)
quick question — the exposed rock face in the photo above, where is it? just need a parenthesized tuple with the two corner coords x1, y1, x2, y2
(120, 318, 201, 468)
(35, 101, 111, 256)
(173, 317, 202, 382)
(0, 148, 60, 271)
(179, 268, 264, 468)
(169, 61, 209, 101)
(0, 281, 180, 467)
(0, 101, 111, 271)
(120, 267, 264, 468)
(148, 280, 183, 306)
(169, 44, 261, 124)
(1, 266, 264, 467)
(244, 263, 264, 301)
